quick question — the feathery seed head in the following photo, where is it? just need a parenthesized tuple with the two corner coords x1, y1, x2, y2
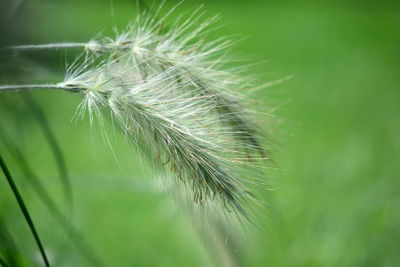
(41, 5, 270, 222)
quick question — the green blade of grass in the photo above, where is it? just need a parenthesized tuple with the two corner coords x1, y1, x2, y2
(20, 92, 73, 209)
(0, 257, 9, 267)
(0, 154, 51, 267)
(0, 131, 104, 266)
(0, 214, 21, 267)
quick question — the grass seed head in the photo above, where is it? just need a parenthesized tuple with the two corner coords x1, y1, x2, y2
(8, 4, 272, 222)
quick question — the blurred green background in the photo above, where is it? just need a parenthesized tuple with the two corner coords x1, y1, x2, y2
(0, 0, 399, 266)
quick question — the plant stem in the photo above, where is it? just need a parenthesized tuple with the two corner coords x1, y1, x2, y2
(11, 43, 88, 50)
(0, 84, 83, 92)
(0, 154, 51, 267)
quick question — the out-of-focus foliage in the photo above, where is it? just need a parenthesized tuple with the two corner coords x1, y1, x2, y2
(0, 0, 399, 266)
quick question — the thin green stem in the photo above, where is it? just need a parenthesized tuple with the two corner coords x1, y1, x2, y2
(0, 84, 83, 92)
(11, 43, 88, 50)
(11, 42, 128, 53)
(0, 154, 51, 267)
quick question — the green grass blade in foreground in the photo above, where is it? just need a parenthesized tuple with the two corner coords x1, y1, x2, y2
(0, 154, 51, 267)
(0, 257, 9, 267)
(0, 214, 21, 267)
(0, 132, 104, 267)
(20, 92, 73, 209)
